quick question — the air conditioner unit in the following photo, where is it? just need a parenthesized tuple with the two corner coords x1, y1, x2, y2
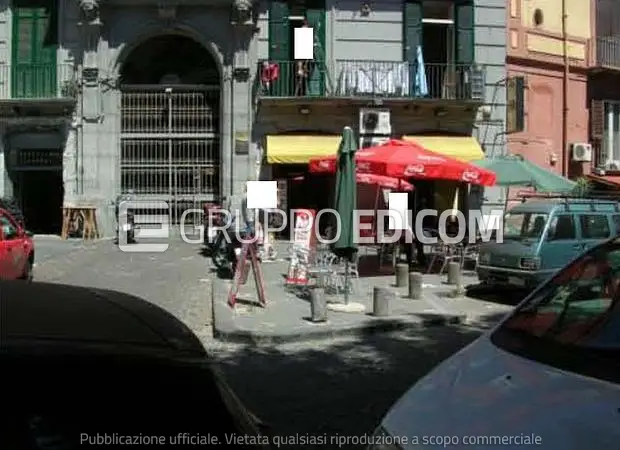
(359, 108, 391, 135)
(571, 142, 592, 162)
(359, 135, 390, 149)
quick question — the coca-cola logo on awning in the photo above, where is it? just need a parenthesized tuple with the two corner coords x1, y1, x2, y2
(404, 164, 425, 176)
(462, 171, 480, 182)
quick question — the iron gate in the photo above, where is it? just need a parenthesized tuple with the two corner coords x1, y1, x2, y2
(120, 85, 220, 224)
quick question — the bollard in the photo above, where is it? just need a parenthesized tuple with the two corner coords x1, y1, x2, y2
(447, 261, 461, 286)
(395, 263, 409, 287)
(310, 287, 327, 322)
(373, 287, 393, 317)
(408, 272, 423, 300)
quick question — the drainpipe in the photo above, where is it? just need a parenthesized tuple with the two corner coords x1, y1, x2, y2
(561, 0, 569, 177)
(230, 68, 236, 202)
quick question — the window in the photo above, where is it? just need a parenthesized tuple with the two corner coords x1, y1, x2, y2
(0, 215, 19, 240)
(500, 245, 620, 345)
(547, 215, 576, 241)
(503, 212, 548, 240)
(613, 215, 620, 235)
(491, 239, 620, 384)
(580, 214, 611, 239)
(602, 101, 620, 163)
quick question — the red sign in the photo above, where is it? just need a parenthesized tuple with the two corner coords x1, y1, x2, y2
(286, 209, 317, 285)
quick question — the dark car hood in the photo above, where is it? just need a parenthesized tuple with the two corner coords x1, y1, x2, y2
(0, 280, 206, 357)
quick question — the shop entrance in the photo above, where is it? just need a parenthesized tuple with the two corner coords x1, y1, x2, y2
(11, 148, 64, 234)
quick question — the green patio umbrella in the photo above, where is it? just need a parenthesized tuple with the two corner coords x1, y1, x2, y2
(471, 154, 576, 193)
(331, 126, 358, 304)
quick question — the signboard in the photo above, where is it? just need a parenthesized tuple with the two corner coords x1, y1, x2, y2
(286, 209, 317, 285)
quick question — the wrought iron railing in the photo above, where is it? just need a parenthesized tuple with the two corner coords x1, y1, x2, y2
(593, 36, 620, 70)
(0, 63, 77, 100)
(256, 60, 486, 101)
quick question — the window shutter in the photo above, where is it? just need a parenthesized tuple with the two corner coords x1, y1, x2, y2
(455, 1, 474, 65)
(403, 1, 421, 99)
(305, 8, 325, 95)
(268, 1, 290, 62)
(403, 0, 422, 63)
(506, 76, 525, 133)
(268, 1, 290, 96)
(591, 100, 604, 139)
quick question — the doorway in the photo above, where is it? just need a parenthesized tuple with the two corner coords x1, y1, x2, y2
(15, 170, 64, 234)
(289, 17, 308, 96)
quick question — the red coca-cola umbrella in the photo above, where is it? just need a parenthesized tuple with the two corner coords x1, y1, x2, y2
(296, 173, 413, 191)
(309, 139, 496, 186)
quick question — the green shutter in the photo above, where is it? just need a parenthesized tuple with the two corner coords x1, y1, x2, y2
(403, 1, 422, 98)
(11, 0, 57, 98)
(268, 1, 290, 96)
(455, 1, 474, 65)
(403, 1, 422, 62)
(305, 7, 325, 96)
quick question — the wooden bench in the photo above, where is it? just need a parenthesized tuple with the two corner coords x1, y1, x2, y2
(61, 205, 99, 240)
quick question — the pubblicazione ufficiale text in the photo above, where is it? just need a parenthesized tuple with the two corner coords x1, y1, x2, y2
(81, 432, 544, 447)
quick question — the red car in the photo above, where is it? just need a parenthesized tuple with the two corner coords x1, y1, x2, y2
(0, 208, 34, 280)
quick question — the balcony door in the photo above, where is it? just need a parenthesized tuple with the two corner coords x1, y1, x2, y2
(268, 0, 326, 97)
(11, 0, 57, 99)
(404, 0, 473, 99)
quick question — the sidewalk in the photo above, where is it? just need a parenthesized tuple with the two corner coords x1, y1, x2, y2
(211, 250, 513, 345)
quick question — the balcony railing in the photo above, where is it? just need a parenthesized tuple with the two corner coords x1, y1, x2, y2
(593, 36, 620, 70)
(257, 60, 486, 101)
(0, 63, 77, 100)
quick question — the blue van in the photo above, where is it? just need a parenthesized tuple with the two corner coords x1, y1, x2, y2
(477, 198, 620, 289)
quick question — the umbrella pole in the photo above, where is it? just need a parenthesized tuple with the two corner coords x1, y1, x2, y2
(344, 259, 350, 305)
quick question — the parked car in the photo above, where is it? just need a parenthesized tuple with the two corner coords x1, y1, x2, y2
(477, 198, 620, 289)
(0, 207, 34, 280)
(372, 236, 620, 450)
(1, 281, 272, 449)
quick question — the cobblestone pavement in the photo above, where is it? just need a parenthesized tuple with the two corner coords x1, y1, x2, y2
(207, 323, 499, 450)
(32, 236, 212, 332)
(31, 237, 519, 449)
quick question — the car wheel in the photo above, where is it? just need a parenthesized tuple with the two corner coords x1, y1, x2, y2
(21, 258, 33, 282)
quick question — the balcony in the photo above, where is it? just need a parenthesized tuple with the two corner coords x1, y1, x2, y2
(257, 60, 486, 102)
(591, 36, 620, 71)
(0, 63, 77, 100)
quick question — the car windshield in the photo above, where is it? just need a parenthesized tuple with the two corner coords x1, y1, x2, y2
(503, 212, 548, 240)
(492, 239, 620, 382)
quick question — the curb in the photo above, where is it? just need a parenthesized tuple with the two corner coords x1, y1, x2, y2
(213, 313, 466, 346)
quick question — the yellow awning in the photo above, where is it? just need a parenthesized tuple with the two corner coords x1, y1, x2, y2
(266, 135, 340, 164)
(403, 136, 484, 162)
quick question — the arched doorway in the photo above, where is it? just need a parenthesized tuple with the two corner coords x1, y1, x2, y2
(119, 34, 221, 224)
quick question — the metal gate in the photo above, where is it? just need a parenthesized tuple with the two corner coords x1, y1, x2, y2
(120, 85, 220, 224)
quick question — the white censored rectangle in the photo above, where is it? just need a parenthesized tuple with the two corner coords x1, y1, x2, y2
(294, 27, 314, 60)
(246, 181, 278, 209)
(388, 192, 409, 230)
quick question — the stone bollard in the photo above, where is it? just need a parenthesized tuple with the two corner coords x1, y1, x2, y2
(373, 287, 393, 317)
(447, 261, 461, 286)
(395, 263, 409, 287)
(310, 287, 327, 322)
(408, 272, 423, 300)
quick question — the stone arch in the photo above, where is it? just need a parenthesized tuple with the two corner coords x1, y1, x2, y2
(110, 23, 225, 82)
(112, 25, 225, 221)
